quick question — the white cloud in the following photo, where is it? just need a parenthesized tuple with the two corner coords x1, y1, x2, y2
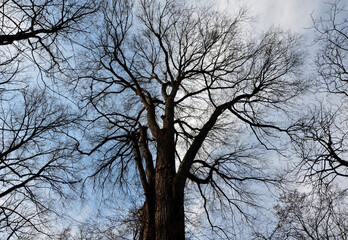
(207, 0, 329, 33)
(250, 0, 324, 31)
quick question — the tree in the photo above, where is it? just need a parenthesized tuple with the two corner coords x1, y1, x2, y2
(0, 1, 95, 238)
(73, 0, 306, 239)
(292, 0, 348, 183)
(254, 186, 348, 240)
(0, 90, 78, 239)
(251, 2, 348, 239)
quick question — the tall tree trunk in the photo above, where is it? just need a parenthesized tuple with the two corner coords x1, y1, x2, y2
(140, 100, 186, 240)
(173, 188, 185, 240)
(149, 135, 185, 240)
(153, 168, 185, 240)
(139, 194, 155, 240)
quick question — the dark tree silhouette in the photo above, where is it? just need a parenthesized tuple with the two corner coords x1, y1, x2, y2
(315, 0, 348, 96)
(0, 0, 96, 238)
(254, 186, 348, 240)
(292, 0, 348, 183)
(73, 0, 306, 239)
(0, 90, 78, 239)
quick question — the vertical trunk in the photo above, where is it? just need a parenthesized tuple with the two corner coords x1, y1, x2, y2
(173, 188, 185, 240)
(140, 96, 186, 240)
(139, 175, 185, 240)
(154, 165, 185, 240)
(155, 165, 175, 240)
(139, 192, 155, 240)
(152, 135, 185, 240)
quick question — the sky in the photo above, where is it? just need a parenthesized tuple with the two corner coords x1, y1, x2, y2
(201, 0, 348, 34)
(226, 0, 348, 190)
(235, 0, 325, 32)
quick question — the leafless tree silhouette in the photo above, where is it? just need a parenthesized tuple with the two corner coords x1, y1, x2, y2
(0, 0, 96, 238)
(254, 186, 348, 240)
(292, 0, 348, 183)
(72, 0, 307, 239)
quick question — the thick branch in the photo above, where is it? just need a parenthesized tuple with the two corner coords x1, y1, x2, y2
(131, 132, 149, 193)
(327, 135, 348, 167)
(0, 158, 54, 199)
(140, 126, 155, 184)
(175, 91, 260, 190)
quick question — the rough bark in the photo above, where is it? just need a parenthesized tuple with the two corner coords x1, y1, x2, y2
(153, 156, 185, 240)
(140, 158, 185, 240)
(151, 95, 185, 240)
(139, 193, 156, 240)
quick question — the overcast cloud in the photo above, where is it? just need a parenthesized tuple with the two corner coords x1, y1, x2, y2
(201, 0, 347, 34)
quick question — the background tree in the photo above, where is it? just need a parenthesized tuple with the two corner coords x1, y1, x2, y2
(292, 0, 348, 183)
(0, 1, 96, 238)
(254, 186, 348, 240)
(72, 0, 306, 239)
(253, 2, 348, 239)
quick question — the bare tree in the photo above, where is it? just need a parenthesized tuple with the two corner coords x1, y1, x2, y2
(73, 0, 306, 239)
(0, 0, 96, 238)
(0, 0, 96, 71)
(0, 89, 79, 239)
(292, 0, 348, 183)
(56, 207, 142, 240)
(254, 186, 348, 240)
(315, 0, 348, 96)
